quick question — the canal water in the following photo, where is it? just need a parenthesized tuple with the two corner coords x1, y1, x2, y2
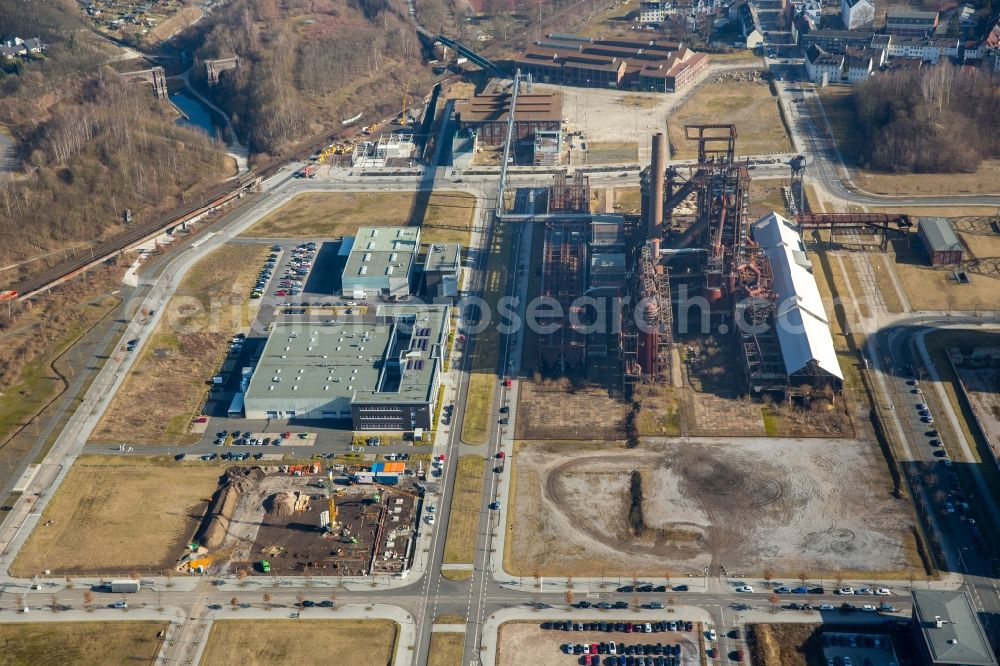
(171, 89, 220, 139)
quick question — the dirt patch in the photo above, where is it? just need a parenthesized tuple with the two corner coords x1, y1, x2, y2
(11, 456, 223, 577)
(0, 621, 169, 665)
(497, 620, 702, 666)
(200, 620, 397, 666)
(507, 439, 918, 578)
(747, 623, 821, 666)
(515, 378, 629, 440)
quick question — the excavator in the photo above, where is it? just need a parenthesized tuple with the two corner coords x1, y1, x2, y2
(181, 543, 237, 573)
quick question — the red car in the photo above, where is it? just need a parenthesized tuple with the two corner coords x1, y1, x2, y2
(502, 378, 512, 387)
(625, 622, 632, 633)
(275, 290, 287, 296)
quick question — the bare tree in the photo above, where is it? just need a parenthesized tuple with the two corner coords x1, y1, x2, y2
(798, 571, 808, 586)
(768, 593, 780, 613)
(263, 592, 272, 610)
(238, 569, 249, 587)
(83, 590, 94, 611)
(230, 595, 239, 609)
(565, 589, 575, 609)
(763, 569, 774, 588)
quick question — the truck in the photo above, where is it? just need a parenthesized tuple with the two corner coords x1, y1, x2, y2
(110, 579, 140, 594)
(297, 165, 317, 179)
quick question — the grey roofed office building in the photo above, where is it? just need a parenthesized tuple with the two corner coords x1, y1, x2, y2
(422, 242, 461, 299)
(243, 304, 449, 431)
(911, 590, 997, 666)
(341, 226, 420, 300)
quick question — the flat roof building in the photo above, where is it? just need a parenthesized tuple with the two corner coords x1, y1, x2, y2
(918, 217, 964, 266)
(911, 590, 997, 666)
(886, 9, 939, 37)
(341, 227, 420, 299)
(422, 242, 461, 299)
(243, 304, 449, 431)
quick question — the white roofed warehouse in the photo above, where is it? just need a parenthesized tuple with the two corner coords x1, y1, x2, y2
(735, 212, 844, 395)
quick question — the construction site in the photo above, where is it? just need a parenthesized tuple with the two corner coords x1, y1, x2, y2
(178, 464, 423, 577)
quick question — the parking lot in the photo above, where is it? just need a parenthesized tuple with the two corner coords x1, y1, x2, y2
(498, 620, 702, 666)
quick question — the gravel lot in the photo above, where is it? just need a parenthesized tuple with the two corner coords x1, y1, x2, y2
(507, 438, 917, 578)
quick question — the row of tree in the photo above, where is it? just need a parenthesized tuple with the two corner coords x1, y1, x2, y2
(852, 62, 1000, 173)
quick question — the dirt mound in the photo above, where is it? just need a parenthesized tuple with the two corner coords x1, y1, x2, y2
(266, 491, 297, 519)
(195, 466, 266, 550)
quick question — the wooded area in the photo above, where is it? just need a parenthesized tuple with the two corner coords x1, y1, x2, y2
(192, 0, 440, 155)
(853, 63, 1000, 173)
(0, 72, 229, 269)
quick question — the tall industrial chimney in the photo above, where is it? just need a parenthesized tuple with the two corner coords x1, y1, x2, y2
(649, 133, 666, 238)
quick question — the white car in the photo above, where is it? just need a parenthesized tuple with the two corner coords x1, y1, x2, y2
(819, 604, 834, 610)
(945, 502, 955, 514)
(861, 604, 877, 612)
(735, 585, 754, 593)
(426, 515, 436, 524)
(838, 587, 854, 595)
(875, 588, 891, 596)
(707, 630, 717, 641)
(609, 642, 617, 655)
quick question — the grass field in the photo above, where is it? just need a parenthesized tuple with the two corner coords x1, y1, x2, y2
(888, 232, 999, 311)
(854, 161, 1000, 197)
(668, 81, 791, 160)
(443, 455, 486, 564)
(461, 221, 515, 444)
(242, 191, 477, 246)
(868, 256, 904, 313)
(428, 632, 465, 666)
(0, 621, 168, 666)
(10, 456, 222, 577)
(91, 244, 266, 444)
(200, 620, 397, 666)
(441, 568, 473, 581)
(586, 141, 639, 164)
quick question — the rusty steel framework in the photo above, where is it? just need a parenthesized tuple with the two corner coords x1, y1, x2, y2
(624, 238, 673, 396)
(793, 212, 913, 251)
(549, 171, 590, 213)
(538, 221, 589, 370)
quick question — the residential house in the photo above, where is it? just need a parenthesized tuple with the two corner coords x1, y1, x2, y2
(841, 0, 875, 30)
(639, 0, 668, 25)
(801, 29, 874, 52)
(957, 3, 976, 29)
(885, 10, 939, 37)
(791, 10, 816, 44)
(739, 2, 765, 48)
(845, 53, 874, 81)
(805, 45, 845, 82)
(886, 36, 959, 63)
